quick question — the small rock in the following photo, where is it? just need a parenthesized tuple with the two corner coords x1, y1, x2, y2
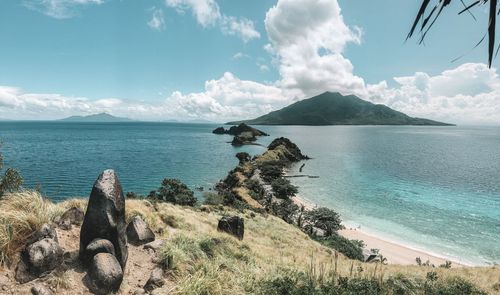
(144, 267, 164, 292)
(87, 253, 123, 295)
(60, 207, 84, 226)
(133, 290, 146, 295)
(217, 216, 244, 240)
(126, 216, 155, 246)
(58, 218, 72, 230)
(200, 205, 211, 213)
(81, 238, 115, 266)
(26, 224, 58, 245)
(143, 239, 165, 252)
(31, 284, 54, 295)
(16, 238, 63, 283)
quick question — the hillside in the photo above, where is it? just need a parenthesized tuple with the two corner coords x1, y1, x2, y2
(0, 193, 498, 294)
(60, 113, 132, 122)
(228, 92, 453, 126)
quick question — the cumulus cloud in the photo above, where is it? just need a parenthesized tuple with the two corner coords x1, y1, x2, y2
(23, 0, 104, 19)
(165, 0, 260, 42)
(265, 0, 364, 97)
(148, 7, 165, 31)
(0, 73, 286, 122)
(365, 63, 500, 125)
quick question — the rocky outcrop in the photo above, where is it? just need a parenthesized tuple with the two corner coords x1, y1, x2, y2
(213, 123, 268, 137)
(16, 224, 63, 283)
(231, 132, 257, 146)
(267, 137, 309, 161)
(217, 216, 244, 240)
(80, 169, 128, 269)
(87, 253, 123, 295)
(126, 216, 155, 246)
(58, 207, 84, 230)
(212, 127, 226, 134)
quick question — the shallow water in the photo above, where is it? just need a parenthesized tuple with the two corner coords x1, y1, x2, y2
(0, 122, 498, 265)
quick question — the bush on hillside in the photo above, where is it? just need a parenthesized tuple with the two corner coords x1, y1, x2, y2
(0, 149, 23, 197)
(269, 198, 300, 224)
(244, 179, 265, 200)
(303, 207, 343, 236)
(150, 178, 197, 206)
(271, 178, 298, 199)
(236, 152, 251, 165)
(315, 235, 364, 261)
(258, 161, 284, 183)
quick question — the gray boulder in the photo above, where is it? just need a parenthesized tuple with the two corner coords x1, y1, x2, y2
(81, 238, 116, 265)
(87, 253, 123, 295)
(144, 267, 165, 292)
(217, 216, 244, 240)
(26, 224, 58, 245)
(58, 207, 84, 230)
(15, 238, 64, 283)
(126, 216, 155, 246)
(143, 239, 165, 252)
(80, 170, 128, 269)
(31, 284, 54, 295)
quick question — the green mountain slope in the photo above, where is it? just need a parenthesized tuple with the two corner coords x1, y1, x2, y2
(60, 113, 132, 122)
(228, 92, 453, 126)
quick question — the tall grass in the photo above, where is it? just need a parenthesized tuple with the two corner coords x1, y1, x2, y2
(0, 191, 63, 266)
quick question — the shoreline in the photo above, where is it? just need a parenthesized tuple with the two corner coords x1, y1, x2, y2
(291, 195, 473, 267)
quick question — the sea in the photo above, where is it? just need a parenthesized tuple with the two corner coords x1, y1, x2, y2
(0, 121, 498, 265)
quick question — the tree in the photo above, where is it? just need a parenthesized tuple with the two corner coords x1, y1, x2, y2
(0, 147, 23, 197)
(154, 178, 197, 206)
(303, 207, 343, 236)
(408, 0, 500, 67)
(271, 178, 298, 199)
(270, 198, 300, 224)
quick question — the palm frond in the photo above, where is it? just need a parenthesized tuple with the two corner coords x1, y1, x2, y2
(408, 0, 499, 67)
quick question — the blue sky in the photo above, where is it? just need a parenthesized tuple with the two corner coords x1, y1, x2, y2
(0, 0, 499, 124)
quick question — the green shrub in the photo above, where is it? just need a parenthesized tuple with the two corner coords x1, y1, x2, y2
(259, 161, 284, 182)
(270, 198, 299, 224)
(0, 149, 23, 198)
(152, 178, 197, 206)
(244, 179, 265, 200)
(203, 192, 225, 205)
(303, 207, 343, 236)
(425, 277, 487, 295)
(315, 235, 364, 261)
(271, 178, 298, 199)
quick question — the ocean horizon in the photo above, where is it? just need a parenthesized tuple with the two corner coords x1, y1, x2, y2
(0, 121, 499, 266)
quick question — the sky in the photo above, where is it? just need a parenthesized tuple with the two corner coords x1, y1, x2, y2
(0, 0, 499, 124)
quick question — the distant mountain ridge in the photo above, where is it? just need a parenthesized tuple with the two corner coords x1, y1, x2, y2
(60, 113, 132, 122)
(227, 92, 453, 126)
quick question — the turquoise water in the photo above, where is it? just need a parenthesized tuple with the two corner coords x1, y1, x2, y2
(0, 122, 499, 265)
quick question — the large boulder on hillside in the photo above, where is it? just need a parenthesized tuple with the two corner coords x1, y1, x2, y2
(81, 239, 116, 265)
(80, 169, 128, 269)
(126, 216, 155, 246)
(87, 253, 123, 295)
(15, 238, 64, 283)
(217, 216, 244, 240)
(58, 207, 85, 230)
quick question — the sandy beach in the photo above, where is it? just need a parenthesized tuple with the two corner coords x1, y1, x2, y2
(292, 196, 468, 267)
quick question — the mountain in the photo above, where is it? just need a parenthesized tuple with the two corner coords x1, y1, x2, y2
(227, 92, 453, 126)
(60, 113, 132, 122)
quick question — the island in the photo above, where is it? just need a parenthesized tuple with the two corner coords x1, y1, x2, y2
(60, 113, 132, 122)
(227, 91, 453, 126)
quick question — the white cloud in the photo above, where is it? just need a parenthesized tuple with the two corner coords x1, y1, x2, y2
(23, 0, 104, 19)
(165, 0, 221, 27)
(265, 0, 364, 97)
(232, 52, 249, 60)
(220, 16, 260, 42)
(0, 73, 286, 122)
(165, 0, 260, 42)
(148, 8, 165, 31)
(365, 63, 500, 125)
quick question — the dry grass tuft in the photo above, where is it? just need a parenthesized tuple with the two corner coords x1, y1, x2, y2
(0, 191, 63, 266)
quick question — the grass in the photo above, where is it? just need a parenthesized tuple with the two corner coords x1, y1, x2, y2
(1, 193, 499, 294)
